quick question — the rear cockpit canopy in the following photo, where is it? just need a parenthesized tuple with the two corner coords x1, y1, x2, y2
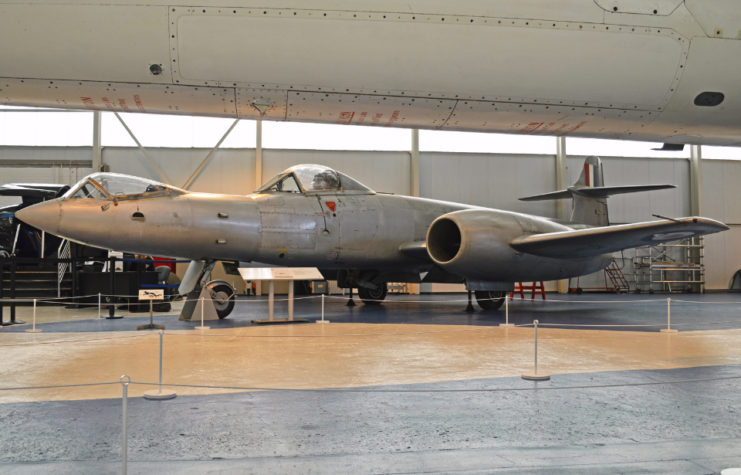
(257, 164, 374, 195)
(64, 173, 183, 201)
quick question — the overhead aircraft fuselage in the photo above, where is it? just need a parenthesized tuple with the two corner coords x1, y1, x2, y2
(1, 0, 740, 146)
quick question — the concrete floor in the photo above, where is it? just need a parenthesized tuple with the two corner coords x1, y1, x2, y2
(2, 293, 741, 474)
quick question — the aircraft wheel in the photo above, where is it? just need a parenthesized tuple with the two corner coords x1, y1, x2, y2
(210, 284, 236, 319)
(358, 284, 387, 305)
(475, 291, 505, 310)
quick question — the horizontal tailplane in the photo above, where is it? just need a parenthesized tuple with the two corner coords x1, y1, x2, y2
(518, 156, 676, 226)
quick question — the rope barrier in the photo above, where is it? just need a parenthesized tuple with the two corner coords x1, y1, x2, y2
(127, 374, 741, 392)
(0, 334, 148, 347)
(536, 320, 740, 328)
(0, 381, 120, 391)
(3, 375, 738, 394)
(2, 293, 740, 305)
(167, 325, 533, 338)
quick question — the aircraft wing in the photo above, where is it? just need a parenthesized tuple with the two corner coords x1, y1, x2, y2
(510, 217, 728, 259)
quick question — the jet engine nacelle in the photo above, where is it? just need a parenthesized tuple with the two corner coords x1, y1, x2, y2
(425, 209, 611, 282)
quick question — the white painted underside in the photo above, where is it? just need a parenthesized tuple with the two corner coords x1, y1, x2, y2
(0, 0, 740, 144)
(178, 16, 682, 107)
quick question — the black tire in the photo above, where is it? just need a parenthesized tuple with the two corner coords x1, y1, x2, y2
(358, 284, 387, 305)
(475, 291, 505, 310)
(576, 287, 583, 294)
(209, 284, 236, 319)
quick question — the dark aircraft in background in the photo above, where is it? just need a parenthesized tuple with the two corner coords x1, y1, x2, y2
(0, 183, 68, 258)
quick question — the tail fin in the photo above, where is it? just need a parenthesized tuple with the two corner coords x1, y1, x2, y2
(519, 156, 676, 226)
(575, 155, 604, 188)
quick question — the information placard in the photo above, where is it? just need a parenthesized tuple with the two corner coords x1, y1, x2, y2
(138, 289, 164, 300)
(238, 267, 324, 281)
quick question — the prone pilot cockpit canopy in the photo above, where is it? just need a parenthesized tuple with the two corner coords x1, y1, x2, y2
(64, 173, 183, 201)
(257, 164, 374, 195)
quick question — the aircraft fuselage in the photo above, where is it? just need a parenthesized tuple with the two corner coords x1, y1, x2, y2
(31, 189, 610, 283)
(1, 0, 740, 145)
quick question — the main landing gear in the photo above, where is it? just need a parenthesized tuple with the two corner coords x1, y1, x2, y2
(475, 290, 506, 310)
(358, 284, 388, 305)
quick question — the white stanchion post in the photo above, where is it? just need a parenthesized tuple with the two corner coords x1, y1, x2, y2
(288, 279, 294, 321)
(661, 297, 678, 333)
(195, 295, 210, 330)
(268, 280, 275, 321)
(522, 320, 550, 381)
(317, 292, 329, 324)
(143, 330, 177, 400)
(26, 298, 42, 333)
(120, 375, 130, 475)
(500, 294, 514, 327)
(98, 293, 101, 319)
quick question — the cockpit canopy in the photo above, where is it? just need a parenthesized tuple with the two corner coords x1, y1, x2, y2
(64, 173, 183, 201)
(257, 164, 374, 195)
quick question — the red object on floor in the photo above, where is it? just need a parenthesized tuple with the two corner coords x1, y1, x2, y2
(152, 257, 176, 272)
(510, 282, 546, 301)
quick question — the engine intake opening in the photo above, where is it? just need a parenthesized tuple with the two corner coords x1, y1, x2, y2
(427, 218, 462, 264)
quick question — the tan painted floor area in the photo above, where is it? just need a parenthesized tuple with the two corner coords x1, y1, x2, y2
(2, 323, 741, 403)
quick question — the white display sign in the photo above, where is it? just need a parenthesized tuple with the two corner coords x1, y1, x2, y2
(138, 289, 164, 300)
(108, 251, 124, 272)
(238, 267, 324, 281)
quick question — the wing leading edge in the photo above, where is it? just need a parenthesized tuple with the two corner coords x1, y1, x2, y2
(510, 217, 728, 259)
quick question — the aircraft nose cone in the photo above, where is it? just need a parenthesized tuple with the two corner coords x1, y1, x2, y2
(15, 200, 61, 235)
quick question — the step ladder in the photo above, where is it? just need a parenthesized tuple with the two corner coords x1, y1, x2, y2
(510, 282, 546, 301)
(604, 258, 630, 294)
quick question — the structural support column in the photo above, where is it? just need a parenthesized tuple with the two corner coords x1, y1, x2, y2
(689, 144, 704, 293)
(92, 111, 102, 172)
(254, 120, 264, 296)
(690, 145, 703, 216)
(556, 137, 569, 294)
(410, 129, 421, 295)
(255, 120, 263, 191)
(411, 129, 420, 197)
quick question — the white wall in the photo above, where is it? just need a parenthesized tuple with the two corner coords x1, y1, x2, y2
(0, 146, 92, 207)
(700, 160, 741, 289)
(420, 153, 558, 218)
(103, 147, 256, 195)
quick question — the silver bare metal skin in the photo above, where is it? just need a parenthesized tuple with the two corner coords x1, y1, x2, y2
(16, 163, 728, 289)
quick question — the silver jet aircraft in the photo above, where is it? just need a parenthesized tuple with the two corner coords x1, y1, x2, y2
(16, 157, 727, 318)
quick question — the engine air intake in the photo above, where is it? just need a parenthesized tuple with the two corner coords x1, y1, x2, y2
(427, 218, 462, 264)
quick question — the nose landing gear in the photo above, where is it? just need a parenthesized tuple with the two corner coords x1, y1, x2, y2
(208, 283, 236, 319)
